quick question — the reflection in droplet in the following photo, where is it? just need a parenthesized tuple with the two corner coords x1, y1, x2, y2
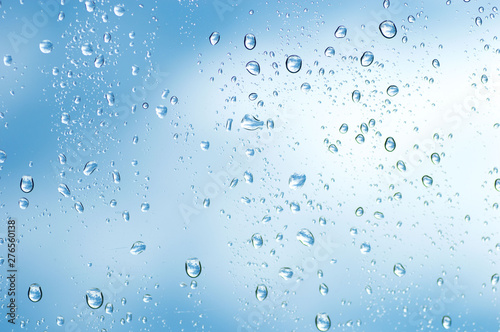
(28, 283, 42, 302)
(156, 105, 168, 119)
(352, 90, 361, 102)
(397, 160, 406, 172)
(105, 303, 114, 314)
(285, 55, 302, 73)
(379, 20, 397, 38)
(20, 176, 34, 193)
(56, 316, 64, 326)
(86, 288, 104, 309)
(185, 258, 202, 278)
(246, 61, 260, 75)
(387, 85, 399, 96)
(19, 197, 29, 209)
(319, 283, 329, 296)
(74, 201, 84, 213)
(355, 207, 364, 216)
(324, 47, 335, 57)
(315, 313, 331, 331)
(255, 284, 268, 301)
(39, 40, 53, 53)
(58, 183, 71, 197)
(289, 173, 306, 189)
(431, 153, 441, 165)
(492, 273, 499, 285)
(114, 4, 125, 16)
(360, 243, 371, 254)
(130, 241, 146, 255)
(279, 267, 293, 280)
(0, 150, 6, 163)
(355, 134, 365, 144)
(432, 59, 440, 68)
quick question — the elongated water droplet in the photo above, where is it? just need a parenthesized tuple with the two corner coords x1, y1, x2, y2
(360, 51, 374, 67)
(379, 20, 397, 38)
(491, 273, 499, 285)
(4, 55, 12, 66)
(481, 74, 488, 84)
(94, 54, 104, 68)
(185, 258, 202, 278)
(319, 283, 328, 295)
(244, 171, 253, 183)
(279, 267, 293, 280)
(0, 150, 6, 163)
(74, 201, 84, 213)
(385, 137, 396, 152)
(393, 263, 406, 277)
(112, 170, 121, 183)
(20, 176, 34, 193)
(297, 228, 314, 247)
(130, 241, 146, 255)
(475, 16, 482, 26)
(58, 183, 70, 197)
(432, 59, 440, 68)
(422, 175, 433, 187)
(431, 153, 441, 164)
(352, 90, 361, 102)
(83, 161, 97, 176)
(334, 25, 347, 38)
(315, 313, 331, 331)
(244, 33, 256, 50)
(387, 85, 399, 96)
(255, 284, 268, 301)
(241, 114, 264, 130)
(383, 0, 390, 9)
(86, 288, 104, 309)
(397, 160, 406, 172)
(246, 61, 260, 75)
(442, 316, 452, 329)
(289, 173, 306, 189)
(286, 55, 302, 73)
(39, 40, 53, 53)
(209, 31, 220, 45)
(251, 233, 263, 248)
(28, 284, 42, 302)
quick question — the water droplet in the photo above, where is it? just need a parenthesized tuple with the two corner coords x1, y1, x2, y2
(255, 284, 268, 301)
(422, 175, 433, 187)
(360, 51, 374, 67)
(39, 40, 53, 54)
(156, 105, 168, 119)
(279, 267, 293, 280)
(0, 150, 6, 163)
(383, 0, 390, 9)
(355, 207, 364, 216)
(374, 211, 384, 219)
(289, 173, 306, 189)
(209, 31, 220, 45)
(431, 153, 441, 164)
(170, 96, 178, 105)
(334, 25, 347, 38)
(241, 114, 264, 130)
(297, 228, 315, 247)
(481, 74, 488, 84)
(245, 61, 260, 75)
(355, 134, 365, 144)
(432, 59, 440, 68)
(130, 241, 146, 255)
(301, 82, 311, 92)
(393, 263, 406, 277)
(19, 197, 29, 209)
(143, 294, 152, 303)
(328, 144, 338, 153)
(475, 16, 482, 26)
(352, 90, 361, 102)
(58, 183, 71, 197)
(141, 202, 150, 212)
(244, 171, 253, 183)
(56, 316, 64, 326)
(185, 258, 202, 278)
(315, 313, 331, 331)
(379, 20, 397, 38)
(339, 123, 348, 133)
(94, 54, 105, 68)
(83, 161, 98, 176)
(28, 284, 42, 302)
(74, 201, 84, 213)
(492, 273, 499, 285)
(20, 176, 34, 193)
(285, 55, 302, 73)
(112, 170, 121, 183)
(113, 4, 125, 16)
(387, 85, 399, 96)
(81, 42, 93, 56)
(360, 243, 371, 254)
(200, 141, 210, 151)
(324, 47, 335, 57)
(385, 137, 396, 152)
(397, 160, 406, 172)
(442, 316, 452, 329)
(86, 288, 104, 309)
(319, 283, 329, 295)
(244, 33, 256, 50)
(4, 55, 12, 66)
(251, 233, 263, 248)
(437, 278, 444, 286)
(105, 303, 113, 314)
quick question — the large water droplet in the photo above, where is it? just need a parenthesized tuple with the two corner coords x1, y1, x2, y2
(246, 61, 260, 75)
(279, 267, 293, 280)
(289, 173, 306, 189)
(385, 137, 396, 152)
(58, 183, 71, 197)
(244, 33, 256, 50)
(286, 55, 302, 73)
(241, 114, 264, 130)
(81, 42, 93, 56)
(83, 161, 98, 176)
(352, 90, 361, 102)
(379, 20, 397, 38)
(334, 25, 347, 38)
(255, 284, 268, 301)
(39, 40, 53, 53)
(442, 316, 452, 329)
(113, 4, 125, 16)
(297, 228, 315, 247)
(94, 54, 104, 68)
(130, 241, 146, 255)
(156, 105, 168, 119)
(387, 85, 399, 96)
(319, 283, 329, 295)
(185, 258, 202, 278)
(28, 283, 42, 302)
(491, 273, 499, 285)
(432, 59, 440, 68)
(360, 51, 374, 67)
(251, 233, 263, 248)
(19, 197, 29, 209)
(422, 175, 433, 187)
(86, 288, 104, 309)
(315, 313, 331, 331)
(324, 47, 335, 57)
(20, 176, 34, 193)
(393, 263, 406, 277)
(360, 242, 371, 254)
(209, 31, 220, 45)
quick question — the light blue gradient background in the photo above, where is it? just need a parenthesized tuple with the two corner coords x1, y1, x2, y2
(0, 0, 499, 331)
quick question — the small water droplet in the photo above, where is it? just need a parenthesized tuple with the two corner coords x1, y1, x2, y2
(20, 176, 34, 193)
(56, 316, 64, 326)
(74, 201, 84, 213)
(279, 267, 293, 280)
(255, 284, 268, 301)
(156, 105, 168, 119)
(431, 153, 441, 165)
(355, 207, 364, 216)
(432, 59, 440, 68)
(251, 233, 263, 248)
(81, 42, 93, 56)
(114, 4, 125, 16)
(39, 40, 53, 54)
(324, 47, 335, 57)
(83, 161, 98, 176)
(352, 90, 361, 102)
(360, 51, 374, 67)
(241, 114, 264, 130)
(442, 316, 452, 329)
(422, 175, 433, 187)
(379, 20, 397, 38)
(334, 25, 347, 38)
(319, 283, 329, 295)
(397, 160, 406, 172)
(200, 141, 210, 151)
(360, 243, 371, 254)
(385, 137, 396, 152)
(387, 85, 399, 96)
(289, 173, 306, 189)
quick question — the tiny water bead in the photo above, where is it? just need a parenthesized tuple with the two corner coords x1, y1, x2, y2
(209, 31, 220, 45)
(244, 33, 256, 50)
(20, 176, 34, 193)
(315, 313, 331, 331)
(86, 288, 104, 309)
(28, 284, 42, 302)
(379, 20, 397, 38)
(130, 241, 146, 255)
(255, 284, 268, 301)
(285, 55, 302, 73)
(393, 263, 406, 277)
(185, 258, 202, 278)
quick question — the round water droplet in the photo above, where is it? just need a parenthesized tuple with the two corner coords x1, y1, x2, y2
(143, 294, 152, 302)
(442, 316, 452, 329)
(360, 51, 374, 67)
(58, 183, 71, 197)
(241, 114, 264, 130)
(19, 197, 29, 209)
(334, 25, 347, 38)
(114, 4, 125, 16)
(244, 33, 256, 50)
(286, 55, 302, 73)
(81, 42, 93, 56)
(432, 59, 440, 68)
(352, 90, 361, 102)
(185, 258, 202, 278)
(251, 233, 263, 248)
(130, 241, 146, 255)
(355, 207, 364, 216)
(297, 228, 314, 247)
(328, 144, 338, 153)
(156, 105, 168, 119)
(28, 283, 42, 302)
(379, 20, 397, 38)
(289, 173, 306, 189)
(422, 175, 433, 187)
(387, 85, 399, 96)
(319, 283, 329, 295)
(279, 267, 293, 280)
(255, 284, 268, 301)
(20, 176, 34, 193)
(86, 288, 104, 309)
(39, 40, 53, 53)
(393, 263, 406, 277)
(324, 47, 335, 57)
(437, 277, 444, 286)
(315, 313, 331, 331)
(355, 134, 365, 144)
(431, 153, 441, 165)
(246, 61, 260, 75)
(301, 82, 311, 92)
(200, 141, 210, 151)
(209, 31, 220, 45)
(385, 137, 396, 152)
(83, 161, 98, 176)
(360, 242, 371, 254)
